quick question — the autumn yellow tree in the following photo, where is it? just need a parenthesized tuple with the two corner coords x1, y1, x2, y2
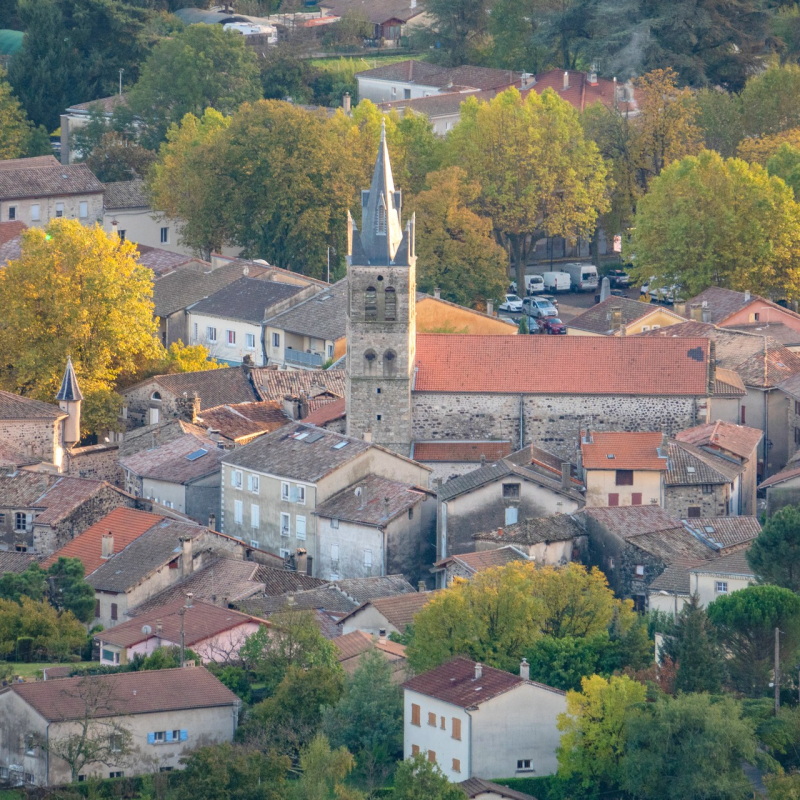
(0, 220, 161, 434)
(447, 88, 608, 300)
(737, 128, 800, 165)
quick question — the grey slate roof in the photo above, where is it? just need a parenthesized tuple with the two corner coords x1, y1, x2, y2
(119, 432, 225, 484)
(103, 179, 148, 210)
(682, 517, 761, 549)
(221, 423, 370, 483)
(264, 278, 348, 341)
(666, 441, 743, 485)
(0, 156, 59, 171)
(188, 277, 304, 325)
(0, 163, 103, 200)
(55, 357, 83, 402)
(568, 296, 671, 334)
(460, 777, 538, 800)
(332, 575, 416, 604)
(127, 367, 260, 410)
(472, 514, 583, 545)
(251, 369, 346, 403)
(239, 586, 360, 616)
(694, 547, 754, 577)
(0, 390, 65, 420)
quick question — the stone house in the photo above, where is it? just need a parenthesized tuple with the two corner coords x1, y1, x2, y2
(471, 515, 586, 566)
(403, 657, 566, 782)
(220, 423, 431, 578)
(59, 94, 129, 164)
(432, 545, 529, 588)
(567, 297, 687, 337)
(312, 474, 436, 584)
(0, 666, 240, 785)
(0, 156, 104, 228)
(411, 441, 514, 482)
(321, 1, 430, 46)
(339, 589, 434, 636)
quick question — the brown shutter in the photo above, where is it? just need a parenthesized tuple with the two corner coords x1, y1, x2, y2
(411, 704, 420, 726)
(452, 718, 461, 740)
(428, 750, 436, 764)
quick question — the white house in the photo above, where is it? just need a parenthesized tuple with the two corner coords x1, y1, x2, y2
(402, 657, 566, 782)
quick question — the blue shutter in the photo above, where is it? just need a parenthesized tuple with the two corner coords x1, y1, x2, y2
(147, 733, 155, 745)
(165, 731, 173, 742)
(180, 730, 188, 742)
(290, 486, 298, 502)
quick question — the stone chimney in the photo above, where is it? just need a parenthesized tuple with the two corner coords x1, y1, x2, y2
(378, 628, 387, 644)
(588, 64, 598, 85)
(673, 301, 687, 318)
(520, 72, 535, 89)
(486, 300, 494, 317)
(475, 663, 483, 680)
(744, 290, 751, 303)
(101, 533, 114, 559)
(496, 527, 503, 537)
(156, 620, 162, 636)
(178, 392, 200, 424)
(701, 303, 711, 324)
(561, 462, 571, 489)
(208, 513, 216, 530)
(434, 287, 441, 299)
(418, 580, 426, 592)
(242, 354, 254, 378)
(619, 323, 627, 337)
(480, 454, 486, 467)
(610, 306, 622, 332)
(185, 592, 194, 608)
(563, 71, 569, 91)
(283, 395, 301, 420)
(342, 92, 351, 114)
(383, 496, 390, 521)
(296, 548, 308, 575)
(181, 537, 193, 577)
(520, 657, 530, 680)
(689, 304, 703, 322)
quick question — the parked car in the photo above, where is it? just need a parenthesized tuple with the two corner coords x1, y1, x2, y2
(499, 294, 524, 312)
(538, 316, 567, 334)
(607, 269, 630, 287)
(540, 271, 571, 292)
(525, 274, 545, 295)
(539, 294, 559, 310)
(562, 262, 599, 292)
(526, 297, 558, 319)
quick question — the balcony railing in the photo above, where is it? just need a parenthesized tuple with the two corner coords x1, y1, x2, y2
(285, 349, 324, 368)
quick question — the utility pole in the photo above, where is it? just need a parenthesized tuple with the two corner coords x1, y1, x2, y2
(179, 606, 186, 668)
(775, 626, 781, 716)
(118, 69, 124, 97)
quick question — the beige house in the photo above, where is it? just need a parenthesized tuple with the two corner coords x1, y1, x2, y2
(0, 666, 240, 785)
(339, 589, 434, 636)
(471, 515, 586, 565)
(567, 297, 687, 337)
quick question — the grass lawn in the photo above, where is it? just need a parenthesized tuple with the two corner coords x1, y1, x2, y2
(310, 53, 424, 71)
(4, 661, 92, 680)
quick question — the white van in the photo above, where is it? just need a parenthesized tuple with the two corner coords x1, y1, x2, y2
(541, 271, 571, 292)
(562, 262, 599, 292)
(525, 274, 545, 295)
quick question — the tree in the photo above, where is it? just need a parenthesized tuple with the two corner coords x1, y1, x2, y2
(322, 649, 403, 791)
(748, 505, 800, 591)
(0, 220, 161, 435)
(556, 674, 646, 798)
(447, 88, 608, 307)
(46, 557, 96, 623)
(707, 585, 800, 696)
(627, 150, 800, 299)
(392, 752, 465, 800)
(0, 66, 46, 160)
(411, 167, 507, 308)
(175, 743, 289, 800)
(128, 24, 261, 147)
(623, 694, 758, 800)
(740, 65, 800, 139)
(696, 88, 745, 158)
(417, 0, 492, 66)
(84, 133, 157, 183)
(660, 594, 725, 694)
(767, 771, 800, 800)
(294, 735, 364, 800)
(34, 676, 134, 782)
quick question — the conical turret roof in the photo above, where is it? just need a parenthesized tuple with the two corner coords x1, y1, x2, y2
(55, 356, 83, 402)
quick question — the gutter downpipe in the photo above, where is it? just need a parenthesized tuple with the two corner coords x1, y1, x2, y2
(519, 394, 524, 451)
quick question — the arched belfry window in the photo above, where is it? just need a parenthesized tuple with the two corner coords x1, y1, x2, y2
(384, 287, 397, 321)
(365, 287, 377, 321)
(384, 349, 397, 375)
(377, 195, 387, 235)
(364, 350, 377, 372)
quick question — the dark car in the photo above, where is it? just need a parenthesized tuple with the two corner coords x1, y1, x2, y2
(607, 269, 630, 287)
(538, 316, 567, 335)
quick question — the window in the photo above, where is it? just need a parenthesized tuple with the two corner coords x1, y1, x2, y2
(377, 414, 382, 421)
(404, 88, 411, 99)
(392, 86, 397, 98)
(608, 493, 619, 506)
(250, 539, 260, 549)
(702, 484, 713, 494)
(428, 712, 436, 727)
(377, 201, 386, 234)
(78, 775, 87, 782)
(245, 333, 256, 350)
(109, 772, 124, 779)
(30, 204, 39, 221)
(408, 507, 413, 520)
(102, 648, 119, 664)
(688, 506, 701, 518)
(517, 759, 532, 771)
(795, 427, 800, 446)
(327, 343, 334, 358)
(79, 201, 88, 218)
(7, 206, 16, 221)
(364, 549, 372, 567)
(226, 330, 236, 346)
(14, 543, 26, 553)
(297, 485, 306, 504)
(231, 470, 243, 489)
(795, 401, 800, 416)
(741, 406, 746, 425)
(160, 227, 169, 244)
(634, 564, 645, 577)
(331, 518, 339, 529)
(207, 326, 217, 343)
(331, 543, 339, 561)
(280, 548, 290, 559)
(411, 704, 421, 726)
(631, 493, 642, 506)
(385, 287, 397, 320)
(641, 325, 650, 332)
(502, 483, 520, 498)
(365, 287, 377, 320)
(25, 735, 36, 755)
(330, 572, 339, 580)
(296, 515, 307, 540)
(411, 744, 420, 755)
(440, 716, 445, 729)
(428, 751, 436, 764)
(615, 470, 634, 486)
(281, 482, 290, 501)
(716, 581, 728, 594)
(754, 312, 760, 321)
(154, 732, 164, 743)
(111, 603, 118, 621)
(505, 506, 518, 525)
(14, 512, 28, 532)
(280, 512, 290, 537)
(251, 504, 259, 528)
(110, 734, 124, 753)
(234, 500, 243, 525)
(452, 758, 461, 773)
(118, 230, 126, 241)
(247, 474, 260, 493)
(55, 203, 64, 217)
(149, 406, 160, 425)
(192, 322, 198, 342)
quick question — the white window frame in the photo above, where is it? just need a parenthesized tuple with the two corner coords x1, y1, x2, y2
(280, 512, 290, 537)
(207, 326, 217, 343)
(331, 543, 339, 562)
(296, 515, 306, 540)
(250, 539, 259, 548)
(231, 469, 243, 489)
(272, 332, 280, 348)
(715, 581, 728, 594)
(79, 201, 88, 219)
(226, 330, 236, 346)
(247, 474, 260, 493)
(192, 322, 198, 342)
(296, 485, 306, 504)
(281, 482, 290, 501)
(234, 500, 243, 525)
(160, 226, 169, 244)
(635, 564, 645, 577)
(330, 572, 339, 581)
(364, 549, 372, 568)
(327, 343, 334, 358)
(280, 548, 290, 559)
(245, 333, 256, 350)
(55, 202, 64, 217)
(8, 205, 16, 221)
(30, 204, 39, 221)
(251, 503, 260, 528)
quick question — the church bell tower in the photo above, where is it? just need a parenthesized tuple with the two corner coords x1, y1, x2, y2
(345, 122, 416, 456)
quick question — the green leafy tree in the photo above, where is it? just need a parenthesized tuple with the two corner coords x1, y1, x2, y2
(322, 649, 403, 790)
(557, 674, 646, 798)
(212, 664, 252, 704)
(447, 87, 608, 309)
(0, 561, 47, 602)
(696, 88, 745, 158)
(129, 24, 261, 147)
(0, 596, 86, 661)
(707, 585, 800, 696)
(627, 150, 800, 299)
(392, 752, 465, 800)
(766, 771, 800, 800)
(748, 504, 800, 591)
(416, 0, 492, 66)
(741, 64, 800, 139)
(768, 144, 800, 199)
(294, 734, 364, 800)
(84, 133, 157, 183)
(0, 66, 48, 159)
(623, 694, 758, 800)
(46, 557, 96, 623)
(756, 706, 800, 772)
(412, 167, 507, 308)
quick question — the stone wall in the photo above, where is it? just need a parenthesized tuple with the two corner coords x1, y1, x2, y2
(664, 483, 730, 518)
(0, 418, 63, 468)
(122, 382, 181, 429)
(66, 443, 123, 486)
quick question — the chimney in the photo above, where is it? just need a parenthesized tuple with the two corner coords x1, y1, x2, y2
(111, 219, 119, 238)
(434, 287, 441, 299)
(496, 527, 503, 537)
(296, 548, 308, 575)
(475, 663, 483, 680)
(299, 392, 309, 420)
(744, 290, 751, 303)
(208, 513, 216, 530)
(702, 306, 711, 324)
(610, 306, 622, 331)
(561, 462, 571, 489)
(242, 354, 254, 378)
(486, 300, 494, 317)
(588, 63, 598, 85)
(185, 592, 194, 608)
(673, 301, 686, 318)
(101, 533, 114, 559)
(520, 657, 530, 680)
(707, 339, 717, 395)
(563, 71, 569, 91)
(418, 580, 426, 592)
(378, 628, 387, 644)
(181, 537, 193, 577)
(342, 92, 351, 114)
(689, 304, 703, 322)
(283, 395, 301, 420)
(480, 454, 486, 467)
(619, 323, 627, 337)
(521, 72, 535, 89)
(222, 595, 229, 608)
(156, 620, 162, 635)
(600, 276, 610, 302)
(383, 497, 390, 521)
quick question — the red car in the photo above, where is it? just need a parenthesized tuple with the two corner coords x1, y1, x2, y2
(538, 317, 567, 335)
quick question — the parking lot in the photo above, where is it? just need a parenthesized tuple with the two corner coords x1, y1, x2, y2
(502, 285, 641, 326)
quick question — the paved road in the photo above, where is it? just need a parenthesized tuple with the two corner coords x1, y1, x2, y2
(503, 287, 642, 325)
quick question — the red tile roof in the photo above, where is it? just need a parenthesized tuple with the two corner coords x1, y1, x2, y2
(434, 546, 528, 574)
(522, 69, 636, 114)
(413, 335, 711, 395)
(42, 507, 164, 575)
(581, 431, 667, 471)
(339, 591, 435, 631)
(0, 221, 25, 245)
(675, 421, 762, 460)
(759, 463, 800, 488)
(334, 629, 406, 661)
(302, 397, 346, 426)
(412, 441, 512, 462)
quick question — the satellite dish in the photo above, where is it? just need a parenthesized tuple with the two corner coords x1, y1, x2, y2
(354, 487, 362, 497)
(142, 625, 152, 636)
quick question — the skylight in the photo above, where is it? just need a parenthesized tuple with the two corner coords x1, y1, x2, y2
(606, 454, 615, 459)
(333, 441, 349, 450)
(186, 448, 208, 461)
(306, 432, 324, 443)
(704, 526, 715, 533)
(294, 432, 310, 440)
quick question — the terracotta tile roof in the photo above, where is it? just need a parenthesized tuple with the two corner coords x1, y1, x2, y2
(98, 598, 264, 649)
(302, 397, 346, 427)
(522, 69, 636, 113)
(0, 156, 59, 171)
(581, 505, 684, 538)
(103, 179, 147, 210)
(472, 514, 584, 546)
(647, 560, 701, 594)
(0, 390, 65, 420)
(675, 421, 762, 460)
(0, 472, 59, 509)
(667, 441, 743, 485)
(581, 431, 667, 471)
(43, 507, 165, 574)
(33, 477, 122, 527)
(197, 401, 289, 443)
(413, 335, 711, 395)
(403, 657, 563, 708)
(682, 517, 761, 549)
(713, 367, 747, 397)
(127, 367, 260, 410)
(333, 574, 417, 604)
(334, 629, 406, 662)
(505, 444, 582, 485)
(411, 440, 512, 463)
(363, 591, 434, 629)
(134, 246, 197, 278)
(189, 277, 306, 325)
(356, 59, 456, 84)
(0, 551, 39, 574)
(265, 279, 348, 341)
(568, 296, 673, 334)
(434, 546, 528, 574)
(0, 163, 103, 201)
(727, 322, 800, 347)
(0, 220, 25, 245)
(251, 368, 346, 403)
(240, 586, 359, 616)
(693, 547, 754, 577)
(380, 90, 493, 118)
(684, 287, 763, 324)
(314, 475, 431, 526)
(460, 777, 538, 800)
(759, 463, 800, 488)
(315, 609, 344, 639)
(12, 666, 239, 721)
(119, 432, 225, 484)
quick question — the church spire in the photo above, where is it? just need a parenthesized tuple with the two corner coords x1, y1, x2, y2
(359, 119, 405, 265)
